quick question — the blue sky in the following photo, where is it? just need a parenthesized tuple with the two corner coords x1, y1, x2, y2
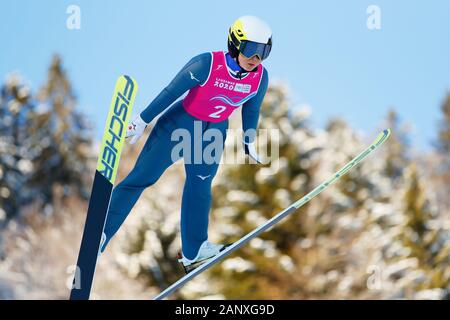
(1, 0, 449, 150)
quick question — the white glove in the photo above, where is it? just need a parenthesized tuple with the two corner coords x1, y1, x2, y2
(126, 114, 148, 144)
(243, 140, 263, 164)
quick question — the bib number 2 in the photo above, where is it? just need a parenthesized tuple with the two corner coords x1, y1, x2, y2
(209, 105, 227, 119)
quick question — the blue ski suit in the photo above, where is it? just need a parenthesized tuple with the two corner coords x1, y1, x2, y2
(102, 52, 269, 259)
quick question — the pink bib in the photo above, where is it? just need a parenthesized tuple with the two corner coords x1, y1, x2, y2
(183, 51, 264, 122)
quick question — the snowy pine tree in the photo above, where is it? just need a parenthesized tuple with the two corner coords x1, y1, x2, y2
(382, 109, 410, 183)
(434, 93, 450, 211)
(436, 93, 450, 158)
(0, 74, 35, 220)
(400, 164, 449, 299)
(27, 55, 92, 213)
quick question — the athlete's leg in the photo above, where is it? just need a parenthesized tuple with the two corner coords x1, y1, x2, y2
(180, 120, 228, 259)
(101, 108, 182, 251)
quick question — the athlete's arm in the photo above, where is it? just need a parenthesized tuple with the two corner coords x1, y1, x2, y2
(125, 53, 212, 144)
(140, 53, 212, 123)
(241, 68, 269, 163)
(241, 68, 269, 142)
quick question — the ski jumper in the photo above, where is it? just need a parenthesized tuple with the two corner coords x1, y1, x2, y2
(102, 51, 269, 259)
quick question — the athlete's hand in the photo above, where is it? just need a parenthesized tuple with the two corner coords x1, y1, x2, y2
(243, 140, 263, 164)
(126, 114, 148, 144)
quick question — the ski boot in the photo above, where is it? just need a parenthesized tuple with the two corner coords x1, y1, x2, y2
(177, 240, 231, 274)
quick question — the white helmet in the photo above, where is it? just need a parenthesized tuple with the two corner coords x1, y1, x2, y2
(228, 15, 273, 60)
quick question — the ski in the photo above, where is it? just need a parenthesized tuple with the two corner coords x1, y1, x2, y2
(153, 129, 391, 300)
(70, 75, 137, 300)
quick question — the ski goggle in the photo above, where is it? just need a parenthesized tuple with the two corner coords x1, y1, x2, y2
(239, 40, 272, 60)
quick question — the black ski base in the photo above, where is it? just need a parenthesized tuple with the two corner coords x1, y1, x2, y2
(70, 171, 113, 300)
